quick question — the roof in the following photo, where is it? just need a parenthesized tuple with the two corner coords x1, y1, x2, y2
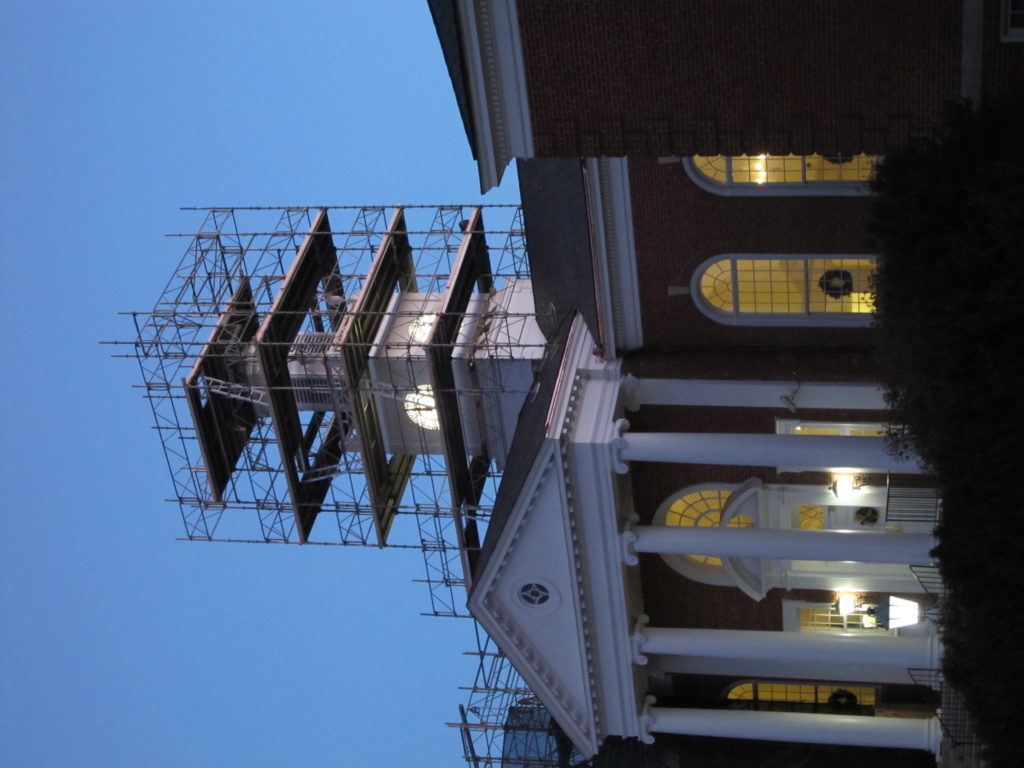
(518, 158, 601, 342)
(470, 313, 573, 585)
(427, 0, 478, 159)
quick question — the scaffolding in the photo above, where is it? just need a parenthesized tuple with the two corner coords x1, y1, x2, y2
(452, 624, 589, 768)
(124, 205, 570, 767)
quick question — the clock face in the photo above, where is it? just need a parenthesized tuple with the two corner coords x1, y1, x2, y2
(407, 313, 438, 345)
(403, 385, 440, 431)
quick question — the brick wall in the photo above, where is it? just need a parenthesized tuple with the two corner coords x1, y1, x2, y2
(518, 0, 962, 158)
(983, 0, 1024, 100)
(627, 159, 880, 348)
(623, 346, 884, 383)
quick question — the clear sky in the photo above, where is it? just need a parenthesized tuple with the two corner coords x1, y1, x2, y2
(1, 2, 519, 766)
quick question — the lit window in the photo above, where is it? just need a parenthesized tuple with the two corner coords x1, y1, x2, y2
(654, 483, 768, 589)
(664, 488, 753, 567)
(403, 385, 440, 430)
(726, 681, 876, 712)
(407, 313, 437, 345)
(799, 605, 877, 633)
(798, 505, 825, 530)
(777, 419, 887, 438)
(686, 154, 876, 195)
(693, 255, 875, 326)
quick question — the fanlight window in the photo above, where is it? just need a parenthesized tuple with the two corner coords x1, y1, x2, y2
(689, 153, 875, 194)
(664, 488, 754, 567)
(695, 255, 875, 326)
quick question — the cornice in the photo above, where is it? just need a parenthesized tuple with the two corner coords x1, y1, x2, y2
(557, 371, 603, 742)
(456, 0, 534, 191)
(584, 157, 643, 357)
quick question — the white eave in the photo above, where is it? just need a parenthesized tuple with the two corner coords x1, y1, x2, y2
(456, 0, 534, 192)
(584, 157, 643, 357)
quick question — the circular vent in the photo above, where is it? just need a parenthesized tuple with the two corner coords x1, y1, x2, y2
(518, 582, 550, 606)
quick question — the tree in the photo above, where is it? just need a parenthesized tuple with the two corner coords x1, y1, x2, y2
(867, 98, 1024, 768)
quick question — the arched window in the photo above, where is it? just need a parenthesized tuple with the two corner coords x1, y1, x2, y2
(664, 487, 754, 566)
(654, 484, 755, 586)
(684, 154, 876, 196)
(693, 254, 875, 326)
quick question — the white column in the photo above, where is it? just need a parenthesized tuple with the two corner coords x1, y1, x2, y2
(616, 431, 923, 473)
(629, 525, 934, 565)
(621, 375, 887, 411)
(636, 627, 940, 670)
(643, 706, 942, 754)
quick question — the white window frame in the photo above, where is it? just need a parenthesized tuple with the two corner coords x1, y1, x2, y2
(691, 254, 876, 327)
(1003, 0, 1024, 41)
(682, 155, 873, 197)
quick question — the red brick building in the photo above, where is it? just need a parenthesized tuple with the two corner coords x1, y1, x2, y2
(428, 1, 1022, 764)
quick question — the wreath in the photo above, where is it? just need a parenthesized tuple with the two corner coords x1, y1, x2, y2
(818, 270, 854, 299)
(828, 689, 859, 711)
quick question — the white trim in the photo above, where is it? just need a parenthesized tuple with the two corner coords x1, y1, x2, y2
(691, 253, 876, 328)
(555, 319, 644, 744)
(962, 0, 984, 99)
(1001, 0, 1024, 42)
(456, 0, 534, 191)
(565, 372, 645, 744)
(467, 439, 600, 756)
(681, 157, 872, 197)
(584, 157, 644, 357)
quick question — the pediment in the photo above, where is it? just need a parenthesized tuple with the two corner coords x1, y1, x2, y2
(468, 438, 598, 755)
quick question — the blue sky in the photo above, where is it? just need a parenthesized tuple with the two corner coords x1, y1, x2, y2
(1, 2, 518, 765)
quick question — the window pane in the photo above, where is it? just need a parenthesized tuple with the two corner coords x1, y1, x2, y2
(735, 259, 806, 314)
(693, 153, 875, 186)
(730, 155, 759, 184)
(728, 683, 755, 700)
(799, 606, 876, 633)
(692, 155, 730, 183)
(807, 258, 874, 314)
(665, 488, 733, 567)
(700, 259, 734, 311)
(799, 506, 825, 529)
(804, 154, 876, 182)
